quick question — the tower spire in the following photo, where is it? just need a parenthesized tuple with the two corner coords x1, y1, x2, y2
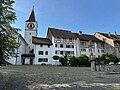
(26, 6, 36, 22)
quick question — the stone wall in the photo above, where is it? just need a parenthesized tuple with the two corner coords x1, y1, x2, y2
(96, 65, 120, 72)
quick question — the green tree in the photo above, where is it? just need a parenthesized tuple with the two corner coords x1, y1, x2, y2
(97, 54, 117, 64)
(0, 0, 19, 64)
(59, 53, 70, 66)
(79, 55, 90, 67)
(69, 56, 79, 67)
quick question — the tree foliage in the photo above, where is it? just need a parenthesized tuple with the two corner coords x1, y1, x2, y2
(59, 53, 70, 66)
(96, 53, 118, 64)
(0, 0, 19, 63)
(60, 54, 90, 67)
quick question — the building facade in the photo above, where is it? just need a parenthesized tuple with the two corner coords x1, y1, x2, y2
(95, 32, 120, 58)
(7, 8, 120, 65)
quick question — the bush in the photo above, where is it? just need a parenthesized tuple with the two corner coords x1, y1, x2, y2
(79, 55, 90, 67)
(69, 56, 79, 67)
(97, 54, 118, 65)
(59, 53, 70, 66)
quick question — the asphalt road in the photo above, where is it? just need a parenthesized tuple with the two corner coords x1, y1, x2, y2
(0, 65, 120, 90)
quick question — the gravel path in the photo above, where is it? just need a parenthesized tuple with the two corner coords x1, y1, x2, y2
(0, 65, 120, 90)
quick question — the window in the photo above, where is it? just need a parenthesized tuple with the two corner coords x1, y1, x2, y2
(57, 37, 60, 39)
(80, 41, 86, 47)
(55, 44, 57, 47)
(72, 45, 74, 48)
(55, 51, 57, 54)
(62, 37, 66, 39)
(60, 44, 63, 48)
(103, 38, 106, 41)
(69, 38, 72, 42)
(38, 58, 48, 62)
(101, 49, 104, 53)
(60, 51, 63, 54)
(66, 45, 70, 48)
(45, 51, 48, 55)
(98, 49, 100, 53)
(68, 45, 70, 48)
(40, 45, 43, 47)
(67, 51, 70, 54)
(48, 45, 50, 48)
(81, 48, 86, 52)
(98, 35, 100, 38)
(30, 32, 31, 35)
(39, 51, 43, 55)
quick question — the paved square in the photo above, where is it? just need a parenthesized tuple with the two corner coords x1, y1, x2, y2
(0, 65, 120, 90)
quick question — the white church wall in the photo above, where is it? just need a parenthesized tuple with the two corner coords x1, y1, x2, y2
(34, 44, 54, 65)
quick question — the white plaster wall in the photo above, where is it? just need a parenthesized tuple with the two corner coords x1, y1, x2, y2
(6, 35, 28, 65)
(34, 44, 54, 65)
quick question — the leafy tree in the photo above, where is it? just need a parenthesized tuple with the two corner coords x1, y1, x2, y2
(59, 53, 70, 66)
(69, 55, 90, 67)
(97, 54, 117, 64)
(79, 54, 90, 67)
(69, 56, 79, 67)
(0, 0, 19, 64)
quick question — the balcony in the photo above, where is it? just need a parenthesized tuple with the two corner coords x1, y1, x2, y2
(54, 39, 74, 44)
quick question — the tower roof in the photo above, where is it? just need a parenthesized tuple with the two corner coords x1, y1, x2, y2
(26, 7, 36, 22)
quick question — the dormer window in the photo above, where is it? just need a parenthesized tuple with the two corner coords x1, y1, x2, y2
(62, 37, 66, 39)
(57, 37, 60, 39)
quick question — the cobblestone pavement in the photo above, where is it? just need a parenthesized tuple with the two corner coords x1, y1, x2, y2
(0, 65, 120, 90)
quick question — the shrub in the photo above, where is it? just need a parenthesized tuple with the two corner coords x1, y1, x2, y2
(79, 55, 90, 67)
(59, 53, 70, 66)
(97, 53, 117, 64)
(69, 56, 79, 67)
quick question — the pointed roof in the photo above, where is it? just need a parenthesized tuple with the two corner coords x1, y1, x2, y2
(26, 7, 36, 22)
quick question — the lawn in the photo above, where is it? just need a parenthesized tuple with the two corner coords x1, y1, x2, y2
(0, 65, 120, 90)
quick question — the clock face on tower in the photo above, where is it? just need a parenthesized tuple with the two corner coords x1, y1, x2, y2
(27, 23, 35, 29)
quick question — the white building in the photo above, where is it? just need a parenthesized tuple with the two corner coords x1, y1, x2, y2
(6, 34, 28, 64)
(8, 8, 120, 65)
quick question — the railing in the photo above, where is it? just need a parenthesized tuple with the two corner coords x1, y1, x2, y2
(54, 39, 74, 44)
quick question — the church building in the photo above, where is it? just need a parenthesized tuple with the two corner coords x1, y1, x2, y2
(6, 8, 120, 65)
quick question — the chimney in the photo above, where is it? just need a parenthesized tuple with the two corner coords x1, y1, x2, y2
(79, 31, 82, 35)
(114, 32, 117, 36)
(108, 32, 111, 36)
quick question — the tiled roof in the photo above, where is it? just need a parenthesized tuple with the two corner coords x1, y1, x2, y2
(98, 32, 120, 40)
(26, 8, 36, 22)
(73, 33, 102, 42)
(48, 28, 100, 42)
(32, 36, 52, 45)
(48, 27, 102, 42)
(48, 28, 76, 39)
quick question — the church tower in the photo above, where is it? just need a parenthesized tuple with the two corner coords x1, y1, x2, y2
(24, 7, 38, 51)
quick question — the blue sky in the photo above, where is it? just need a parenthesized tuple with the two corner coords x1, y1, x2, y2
(13, 0, 120, 37)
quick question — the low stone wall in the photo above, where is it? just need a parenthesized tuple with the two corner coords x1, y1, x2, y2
(96, 65, 120, 72)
